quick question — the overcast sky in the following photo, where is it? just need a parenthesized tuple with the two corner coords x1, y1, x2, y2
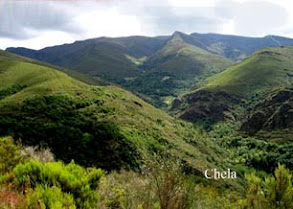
(0, 0, 292, 49)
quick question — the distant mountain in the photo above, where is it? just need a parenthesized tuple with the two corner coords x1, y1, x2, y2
(6, 32, 293, 107)
(0, 49, 224, 172)
(191, 33, 293, 60)
(124, 32, 232, 106)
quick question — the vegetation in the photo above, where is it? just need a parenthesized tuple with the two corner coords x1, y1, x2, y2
(3, 40, 293, 209)
(203, 47, 293, 98)
(1, 137, 293, 209)
(0, 49, 229, 175)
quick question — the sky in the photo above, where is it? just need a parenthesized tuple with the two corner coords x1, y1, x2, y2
(0, 0, 292, 49)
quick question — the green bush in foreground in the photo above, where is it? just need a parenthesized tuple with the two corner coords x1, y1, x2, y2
(2, 137, 293, 209)
(24, 185, 76, 209)
(241, 164, 293, 209)
(12, 160, 104, 209)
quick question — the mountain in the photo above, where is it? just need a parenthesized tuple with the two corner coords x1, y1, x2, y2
(191, 33, 293, 60)
(124, 32, 233, 106)
(0, 50, 227, 174)
(6, 32, 233, 107)
(7, 32, 293, 107)
(6, 36, 168, 83)
(172, 46, 293, 141)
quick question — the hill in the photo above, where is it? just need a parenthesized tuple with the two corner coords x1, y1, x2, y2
(0, 50, 228, 174)
(241, 88, 293, 142)
(8, 32, 293, 107)
(172, 47, 293, 141)
(203, 47, 293, 98)
(124, 32, 232, 106)
(6, 36, 168, 84)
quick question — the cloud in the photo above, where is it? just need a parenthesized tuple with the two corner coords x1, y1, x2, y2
(0, 0, 292, 49)
(215, 0, 289, 36)
(114, 0, 223, 35)
(0, 1, 83, 39)
(139, 6, 223, 35)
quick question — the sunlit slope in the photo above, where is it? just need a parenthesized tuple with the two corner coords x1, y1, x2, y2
(126, 32, 233, 107)
(203, 47, 293, 98)
(0, 50, 228, 174)
(0, 54, 88, 108)
(145, 32, 232, 78)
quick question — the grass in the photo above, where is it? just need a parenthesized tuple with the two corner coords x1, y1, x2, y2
(203, 46, 293, 98)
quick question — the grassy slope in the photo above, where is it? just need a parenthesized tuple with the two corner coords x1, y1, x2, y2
(6, 33, 233, 108)
(0, 50, 229, 175)
(145, 33, 232, 77)
(202, 47, 293, 98)
(7, 41, 142, 83)
(126, 33, 233, 107)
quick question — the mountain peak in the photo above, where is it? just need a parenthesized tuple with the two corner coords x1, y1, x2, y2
(168, 31, 189, 44)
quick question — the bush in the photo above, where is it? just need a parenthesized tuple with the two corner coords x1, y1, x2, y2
(13, 160, 104, 208)
(145, 158, 189, 209)
(21, 146, 55, 163)
(24, 185, 76, 209)
(241, 164, 293, 209)
(0, 137, 23, 174)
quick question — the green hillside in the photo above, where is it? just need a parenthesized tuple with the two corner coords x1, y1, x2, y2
(6, 32, 234, 108)
(172, 47, 293, 141)
(145, 32, 232, 78)
(0, 50, 228, 173)
(241, 88, 293, 142)
(3, 51, 293, 209)
(125, 32, 232, 107)
(203, 47, 293, 98)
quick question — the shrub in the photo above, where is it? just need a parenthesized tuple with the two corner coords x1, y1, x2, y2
(241, 165, 293, 209)
(24, 185, 76, 209)
(13, 160, 104, 208)
(145, 158, 189, 209)
(21, 146, 54, 163)
(0, 137, 22, 174)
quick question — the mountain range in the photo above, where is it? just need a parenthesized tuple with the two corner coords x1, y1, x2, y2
(5, 32, 293, 148)
(7, 32, 293, 107)
(3, 31, 293, 207)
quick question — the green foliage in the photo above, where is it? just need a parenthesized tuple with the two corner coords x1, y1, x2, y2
(145, 157, 189, 209)
(0, 85, 26, 100)
(242, 165, 293, 209)
(13, 160, 104, 208)
(241, 173, 267, 208)
(0, 137, 22, 174)
(1, 95, 140, 170)
(264, 165, 293, 209)
(217, 135, 293, 173)
(24, 185, 76, 209)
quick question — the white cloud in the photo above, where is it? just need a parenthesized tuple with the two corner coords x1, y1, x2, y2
(0, 0, 293, 49)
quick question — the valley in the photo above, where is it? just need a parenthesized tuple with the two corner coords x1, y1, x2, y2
(2, 32, 293, 208)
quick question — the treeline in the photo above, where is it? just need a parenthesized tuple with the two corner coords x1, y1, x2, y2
(1, 137, 293, 209)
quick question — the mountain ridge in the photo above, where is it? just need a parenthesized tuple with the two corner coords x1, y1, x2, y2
(6, 32, 293, 108)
